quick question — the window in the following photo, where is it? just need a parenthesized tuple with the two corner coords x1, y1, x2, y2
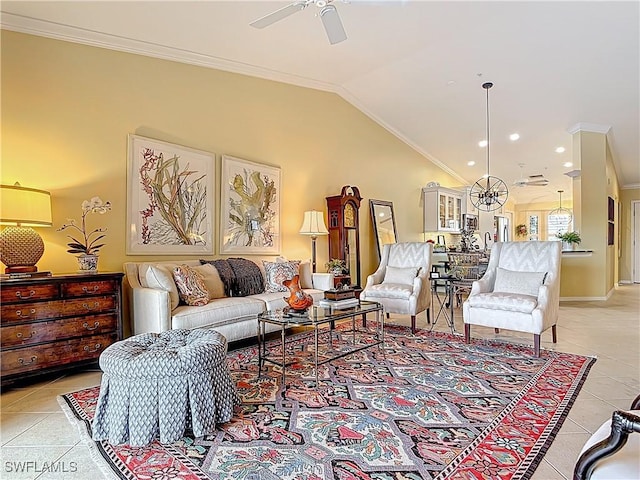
(547, 212, 572, 241)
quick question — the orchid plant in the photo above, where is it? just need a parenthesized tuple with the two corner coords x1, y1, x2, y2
(58, 197, 112, 255)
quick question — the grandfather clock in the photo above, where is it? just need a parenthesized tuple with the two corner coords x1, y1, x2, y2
(326, 185, 362, 287)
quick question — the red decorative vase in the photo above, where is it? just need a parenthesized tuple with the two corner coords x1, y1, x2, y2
(283, 275, 313, 311)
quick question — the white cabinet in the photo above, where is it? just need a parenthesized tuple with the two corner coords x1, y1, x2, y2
(423, 186, 465, 232)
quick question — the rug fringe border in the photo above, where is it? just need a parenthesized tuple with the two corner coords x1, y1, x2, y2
(57, 394, 122, 480)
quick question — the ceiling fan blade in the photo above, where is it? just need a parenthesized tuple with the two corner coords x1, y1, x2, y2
(319, 5, 347, 44)
(250, 1, 307, 29)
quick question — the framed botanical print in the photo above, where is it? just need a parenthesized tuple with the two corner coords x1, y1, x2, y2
(126, 134, 215, 255)
(220, 155, 281, 255)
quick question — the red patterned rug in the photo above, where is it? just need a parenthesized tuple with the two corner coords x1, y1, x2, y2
(59, 325, 595, 480)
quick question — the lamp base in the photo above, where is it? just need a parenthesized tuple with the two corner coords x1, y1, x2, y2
(5, 265, 38, 274)
(0, 226, 45, 273)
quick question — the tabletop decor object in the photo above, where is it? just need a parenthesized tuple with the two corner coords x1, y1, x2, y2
(283, 274, 313, 311)
(0, 182, 52, 273)
(58, 196, 111, 272)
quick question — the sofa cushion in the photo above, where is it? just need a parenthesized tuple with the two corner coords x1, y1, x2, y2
(298, 261, 313, 289)
(140, 264, 180, 310)
(263, 260, 300, 293)
(468, 292, 538, 314)
(171, 297, 266, 330)
(362, 283, 413, 300)
(494, 268, 547, 297)
(173, 265, 210, 306)
(383, 266, 419, 286)
(192, 264, 226, 299)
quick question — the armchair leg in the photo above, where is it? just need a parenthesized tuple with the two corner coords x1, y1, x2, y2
(464, 324, 471, 344)
(552, 325, 557, 343)
(534, 334, 541, 357)
(386, 312, 390, 319)
(426, 308, 431, 325)
(494, 328, 500, 334)
(410, 315, 416, 334)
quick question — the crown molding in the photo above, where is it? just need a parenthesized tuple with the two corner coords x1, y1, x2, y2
(0, 13, 337, 93)
(567, 123, 611, 135)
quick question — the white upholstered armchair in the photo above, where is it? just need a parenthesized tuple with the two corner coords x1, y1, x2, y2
(360, 242, 433, 333)
(462, 241, 562, 357)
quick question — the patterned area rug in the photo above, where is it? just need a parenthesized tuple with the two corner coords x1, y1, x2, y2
(59, 325, 595, 480)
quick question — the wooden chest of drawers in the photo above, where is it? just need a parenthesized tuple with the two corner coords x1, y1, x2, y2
(1, 272, 123, 385)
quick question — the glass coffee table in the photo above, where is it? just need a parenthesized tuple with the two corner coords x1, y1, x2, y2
(257, 300, 384, 386)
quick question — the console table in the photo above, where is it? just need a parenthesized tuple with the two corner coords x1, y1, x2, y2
(1, 272, 123, 385)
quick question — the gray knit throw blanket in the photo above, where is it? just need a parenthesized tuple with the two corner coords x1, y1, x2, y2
(201, 258, 264, 297)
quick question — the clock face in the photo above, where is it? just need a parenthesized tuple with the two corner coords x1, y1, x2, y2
(344, 203, 355, 228)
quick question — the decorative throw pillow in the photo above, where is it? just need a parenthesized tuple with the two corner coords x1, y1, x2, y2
(173, 265, 210, 306)
(263, 260, 301, 293)
(382, 266, 420, 285)
(141, 264, 180, 310)
(493, 267, 547, 297)
(192, 264, 226, 299)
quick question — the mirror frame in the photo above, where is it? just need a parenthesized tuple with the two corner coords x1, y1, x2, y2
(370, 199, 398, 259)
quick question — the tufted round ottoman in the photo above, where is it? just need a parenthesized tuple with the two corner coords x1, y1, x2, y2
(91, 328, 238, 446)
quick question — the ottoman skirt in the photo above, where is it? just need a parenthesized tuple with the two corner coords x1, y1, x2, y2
(92, 328, 238, 446)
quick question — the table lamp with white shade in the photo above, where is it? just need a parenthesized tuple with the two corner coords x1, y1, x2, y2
(299, 210, 329, 273)
(0, 182, 52, 273)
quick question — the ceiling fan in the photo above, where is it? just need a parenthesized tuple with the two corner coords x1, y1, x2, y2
(513, 164, 550, 187)
(250, 0, 348, 45)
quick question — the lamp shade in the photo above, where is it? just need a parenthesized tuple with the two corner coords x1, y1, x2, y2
(299, 210, 328, 236)
(1, 183, 52, 226)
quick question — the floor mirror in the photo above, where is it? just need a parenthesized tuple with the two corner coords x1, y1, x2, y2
(370, 199, 398, 259)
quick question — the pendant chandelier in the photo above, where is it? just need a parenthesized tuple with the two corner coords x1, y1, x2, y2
(469, 82, 509, 212)
(549, 189, 573, 228)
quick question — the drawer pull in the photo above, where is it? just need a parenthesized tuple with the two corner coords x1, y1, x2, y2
(82, 285, 100, 293)
(82, 302, 100, 311)
(16, 308, 36, 319)
(83, 321, 100, 331)
(15, 290, 36, 299)
(18, 356, 38, 365)
(16, 331, 36, 339)
(84, 343, 102, 353)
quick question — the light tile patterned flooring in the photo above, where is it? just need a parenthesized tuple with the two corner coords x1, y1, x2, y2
(1, 284, 638, 479)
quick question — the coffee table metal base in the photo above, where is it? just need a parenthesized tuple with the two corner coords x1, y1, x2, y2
(257, 302, 383, 387)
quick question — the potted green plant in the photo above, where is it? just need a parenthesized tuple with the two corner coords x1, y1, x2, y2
(557, 231, 581, 250)
(325, 258, 346, 275)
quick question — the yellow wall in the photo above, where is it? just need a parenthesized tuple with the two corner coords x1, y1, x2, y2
(1, 31, 460, 279)
(560, 130, 619, 299)
(619, 188, 640, 283)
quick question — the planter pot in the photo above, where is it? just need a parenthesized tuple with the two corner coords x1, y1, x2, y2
(562, 241, 576, 251)
(77, 254, 99, 272)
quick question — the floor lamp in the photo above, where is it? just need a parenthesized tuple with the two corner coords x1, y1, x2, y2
(299, 210, 328, 273)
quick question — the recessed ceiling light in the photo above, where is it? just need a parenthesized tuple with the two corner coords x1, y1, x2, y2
(555, 147, 566, 153)
(563, 162, 573, 168)
(509, 133, 520, 141)
(478, 140, 488, 148)
(467, 161, 476, 166)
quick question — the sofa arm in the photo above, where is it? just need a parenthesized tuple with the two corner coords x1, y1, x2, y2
(312, 273, 334, 291)
(131, 287, 173, 335)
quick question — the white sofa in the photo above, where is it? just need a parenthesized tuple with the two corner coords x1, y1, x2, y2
(123, 259, 334, 343)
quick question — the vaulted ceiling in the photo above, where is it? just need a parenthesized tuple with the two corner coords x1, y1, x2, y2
(2, 1, 638, 204)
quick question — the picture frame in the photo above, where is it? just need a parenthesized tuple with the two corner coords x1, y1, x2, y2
(220, 155, 281, 255)
(126, 134, 215, 255)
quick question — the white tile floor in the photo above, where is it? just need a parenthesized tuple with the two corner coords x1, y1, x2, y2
(1, 284, 638, 480)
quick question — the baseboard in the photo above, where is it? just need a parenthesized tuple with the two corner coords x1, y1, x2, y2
(560, 296, 607, 302)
